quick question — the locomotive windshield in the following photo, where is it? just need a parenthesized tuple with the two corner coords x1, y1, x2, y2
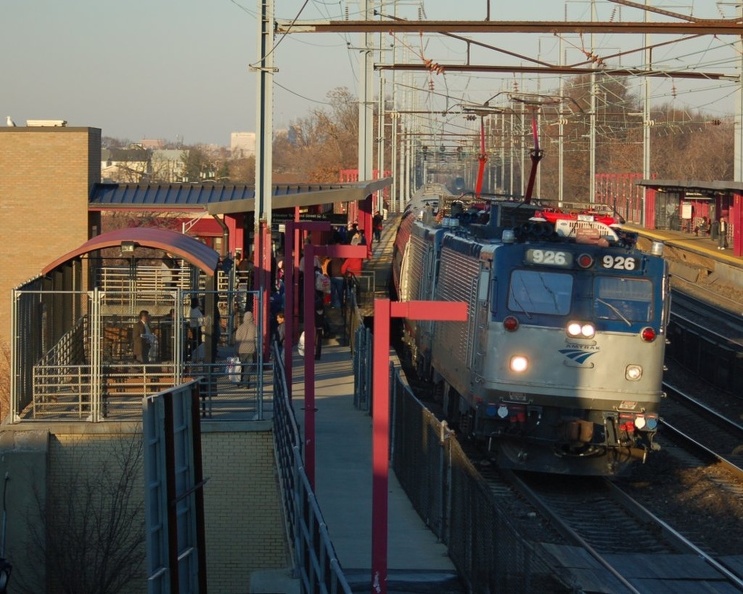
(594, 277, 653, 323)
(508, 270, 573, 315)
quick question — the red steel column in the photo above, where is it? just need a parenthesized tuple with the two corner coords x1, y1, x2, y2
(371, 299, 467, 594)
(284, 221, 330, 401)
(301, 242, 366, 487)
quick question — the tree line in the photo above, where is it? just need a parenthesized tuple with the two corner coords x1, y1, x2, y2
(103, 78, 733, 199)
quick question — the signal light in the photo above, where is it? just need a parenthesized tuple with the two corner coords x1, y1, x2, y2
(577, 253, 594, 268)
(640, 327, 656, 342)
(503, 316, 519, 332)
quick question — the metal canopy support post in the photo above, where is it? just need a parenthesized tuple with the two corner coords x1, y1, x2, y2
(301, 242, 367, 489)
(737, 4, 743, 182)
(283, 221, 331, 401)
(371, 299, 467, 594)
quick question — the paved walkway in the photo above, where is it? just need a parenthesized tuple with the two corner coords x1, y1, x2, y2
(252, 217, 463, 593)
(289, 343, 463, 593)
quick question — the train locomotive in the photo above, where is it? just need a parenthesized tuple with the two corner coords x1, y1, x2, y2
(392, 184, 670, 476)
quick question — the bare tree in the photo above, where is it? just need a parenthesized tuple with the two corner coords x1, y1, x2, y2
(17, 436, 146, 594)
(228, 156, 255, 183)
(273, 87, 362, 182)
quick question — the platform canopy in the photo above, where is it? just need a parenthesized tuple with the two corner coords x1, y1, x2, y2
(41, 227, 220, 276)
(88, 179, 393, 215)
(638, 179, 743, 197)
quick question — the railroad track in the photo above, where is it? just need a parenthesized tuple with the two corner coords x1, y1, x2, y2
(671, 275, 743, 317)
(661, 382, 743, 477)
(500, 469, 743, 593)
(670, 289, 743, 350)
(463, 377, 743, 593)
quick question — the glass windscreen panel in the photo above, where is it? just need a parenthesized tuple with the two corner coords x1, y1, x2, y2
(594, 277, 653, 322)
(508, 270, 573, 316)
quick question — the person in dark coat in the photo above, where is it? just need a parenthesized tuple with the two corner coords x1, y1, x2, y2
(133, 310, 154, 364)
(373, 211, 383, 242)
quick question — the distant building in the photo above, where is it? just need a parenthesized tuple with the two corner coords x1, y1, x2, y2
(101, 146, 152, 182)
(230, 132, 255, 158)
(151, 149, 187, 183)
(140, 138, 166, 150)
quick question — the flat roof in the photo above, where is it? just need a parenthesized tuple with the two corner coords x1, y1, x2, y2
(89, 179, 393, 214)
(638, 179, 743, 195)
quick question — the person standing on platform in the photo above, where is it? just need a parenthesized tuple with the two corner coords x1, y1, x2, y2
(718, 216, 728, 250)
(274, 311, 286, 348)
(133, 310, 154, 364)
(188, 297, 203, 360)
(328, 255, 345, 308)
(340, 235, 364, 307)
(341, 235, 364, 277)
(348, 222, 360, 245)
(373, 210, 383, 242)
(235, 311, 258, 386)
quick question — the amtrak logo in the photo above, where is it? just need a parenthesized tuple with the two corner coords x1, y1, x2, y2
(559, 348, 599, 365)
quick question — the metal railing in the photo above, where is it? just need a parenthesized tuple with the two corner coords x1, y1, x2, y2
(349, 326, 581, 592)
(385, 364, 571, 592)
(272, 342, 352, 594)
(12, 283, 268, 422)
(352, 325, 373, 412)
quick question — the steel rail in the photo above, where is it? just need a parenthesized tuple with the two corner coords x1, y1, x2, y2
(662, 382, 743, 479)
(503, 470, 643, 594)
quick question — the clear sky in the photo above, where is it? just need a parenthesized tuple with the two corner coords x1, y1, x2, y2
(2, 1, 739, 146)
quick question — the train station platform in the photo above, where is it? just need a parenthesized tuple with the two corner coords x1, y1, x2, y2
(626, 224, 742, 265)
(251, 217, 463, 593)
(283, 344, 462, 593)
(626, 224, 743, 307)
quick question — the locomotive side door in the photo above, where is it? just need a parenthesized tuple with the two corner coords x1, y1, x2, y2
(470, 261, 492, 378)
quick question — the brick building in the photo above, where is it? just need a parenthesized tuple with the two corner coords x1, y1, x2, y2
(0, 126, 101, 358)
(0, 126, 289, 592)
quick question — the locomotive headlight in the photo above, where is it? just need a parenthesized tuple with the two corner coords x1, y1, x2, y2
(625, 364, 643, 381)
(510, 355, 528, 373)
(567, 322, 595, 338)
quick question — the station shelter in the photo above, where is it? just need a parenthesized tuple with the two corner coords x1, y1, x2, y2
(638, 179, 742, 256)
(11, 178, 392, 424)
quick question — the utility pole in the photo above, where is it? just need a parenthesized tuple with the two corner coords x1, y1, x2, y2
(589, 0, 597, 202)
(252, 0, 275, 352)
(358, 0, 375, 183)
(734, 3, 742, 181)
(642, 0, 651, 224)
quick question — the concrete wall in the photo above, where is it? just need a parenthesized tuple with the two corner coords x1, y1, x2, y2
(0, 421, 289, 594)
(0, 127, 100, 354)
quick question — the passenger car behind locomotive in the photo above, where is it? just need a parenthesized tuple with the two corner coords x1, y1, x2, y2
(392, 184, 670, 475)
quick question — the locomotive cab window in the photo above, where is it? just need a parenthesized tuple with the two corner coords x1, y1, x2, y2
(507, 270, 573, 315)
(594, 277, 653, 322)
